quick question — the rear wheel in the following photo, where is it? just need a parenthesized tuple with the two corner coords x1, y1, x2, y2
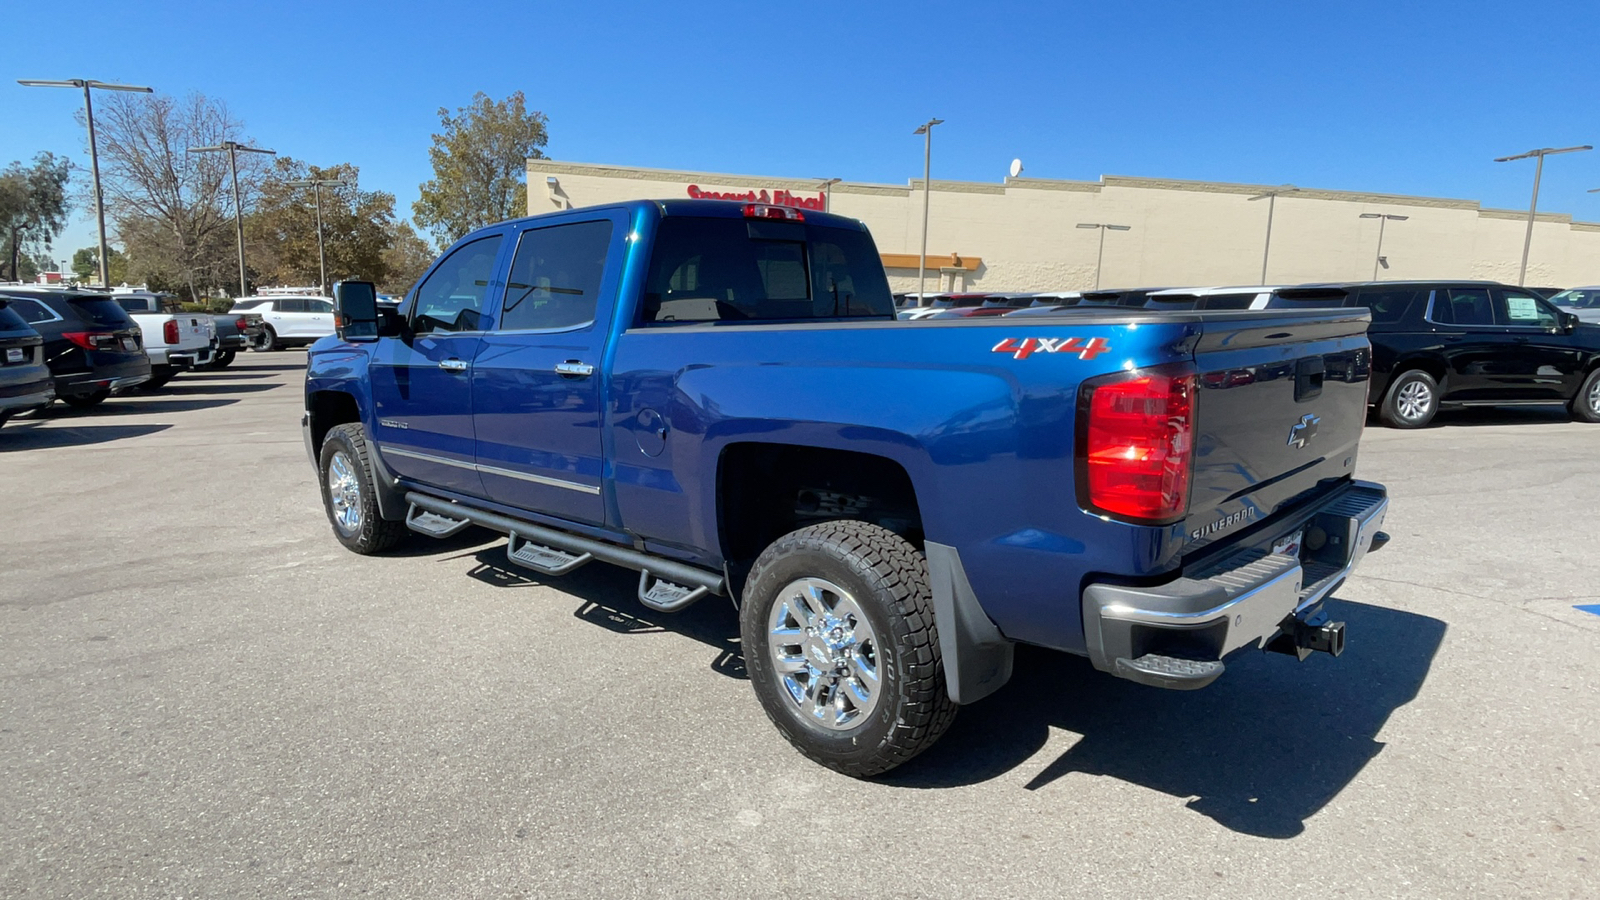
(209, 350, 236, 369)
(741, 520, 956, 778)
(1379, 369, 1439, 428)
(1572, 369, 1600, 423)
(139, 366, 177, 391)
(62, 390, 109, 409)
(258, 326, 278, 351)
(318, 422, 408, 554)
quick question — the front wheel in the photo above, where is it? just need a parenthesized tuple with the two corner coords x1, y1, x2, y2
(1379, 369, 1439, 428)
(1572, 369, 1600, 423)
(740, 520, 956, 778)
(318, 422, 408, 554)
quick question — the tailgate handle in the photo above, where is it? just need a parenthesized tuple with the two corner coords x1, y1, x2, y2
(1295, 357, 1325, 402)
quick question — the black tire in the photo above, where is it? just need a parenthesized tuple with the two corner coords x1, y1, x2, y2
(1379, 369, 1440, 428)
(741, 521, 956, 778)
(209, 350, 236, 369)
(139, 366, 177, 391)
(1572, 368, 1600, 423)
(318, 422, 408, 554)
(258, 326, 278, 351)
(62, 390, 110, 409)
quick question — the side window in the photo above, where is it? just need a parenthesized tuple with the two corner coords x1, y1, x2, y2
(278, 298, 307, 313)
(8, 299, 56, 324)
(1496, 289, 1557, 328)
(1355, 289, 1420, 324)
(309, 299, 334, 314)
(1443, 288, 1494, 327)
(499, 220, 613, 332)
(411, 235, 505, 334)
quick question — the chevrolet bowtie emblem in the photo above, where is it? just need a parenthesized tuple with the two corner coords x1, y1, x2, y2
(1288, 414, 1320, 449)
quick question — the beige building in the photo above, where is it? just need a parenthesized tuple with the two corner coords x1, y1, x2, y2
(527, 159, 1600, 293)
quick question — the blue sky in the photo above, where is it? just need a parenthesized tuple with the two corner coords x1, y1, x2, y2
(6, 0, 1599, 266)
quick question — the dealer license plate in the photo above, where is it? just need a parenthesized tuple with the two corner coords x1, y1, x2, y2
(1272, 529, 1304, 558)
(5, 348, 23, 363)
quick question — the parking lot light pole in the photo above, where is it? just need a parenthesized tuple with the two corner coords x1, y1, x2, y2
(284, 178, 344, 294)
(1495, 145, 1591, 286)
(1359, 213, 1408, 280)
(189, 141, 276, 297)
(816, 177, 841, 213)
(18, 78, 154, 288)
(1076, 223, 1131, 290)
(913, 118, 943, 304)
(1247, 185, 1298, 285)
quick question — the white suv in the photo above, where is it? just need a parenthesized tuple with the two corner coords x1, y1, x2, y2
(230, 295, 335, 350)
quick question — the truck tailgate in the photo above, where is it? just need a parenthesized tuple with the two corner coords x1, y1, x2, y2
(175, 314, 213, 348)
(1185, 310, 1372, 553)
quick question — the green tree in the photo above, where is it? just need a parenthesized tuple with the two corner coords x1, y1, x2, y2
(413, 91, 548, 245)
(247, 158, 399, 291)
(0, 153, 73, 282)
(380, 220, 435, 296)
(72, 245, 129, 284)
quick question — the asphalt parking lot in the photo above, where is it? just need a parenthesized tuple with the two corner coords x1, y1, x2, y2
(2, 353, 1596, 899)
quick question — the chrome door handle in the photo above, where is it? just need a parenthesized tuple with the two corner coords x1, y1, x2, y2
(439, 358, 469, 373)
(554, 361, 594, 377)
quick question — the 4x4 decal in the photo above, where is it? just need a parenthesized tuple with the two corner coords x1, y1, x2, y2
(991, 337, 1112, 361)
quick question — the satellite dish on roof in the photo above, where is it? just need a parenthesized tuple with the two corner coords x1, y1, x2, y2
(1009, 158, 1024, 178)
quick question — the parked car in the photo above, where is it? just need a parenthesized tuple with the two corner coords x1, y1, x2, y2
(102, 290, 217, 386)
(229, 295, 335, 349)
(0, 288, 151, 408)
(1143, 285, 1351, 312)
(302, 198, 1390, 777)
(0, 297, 55, 428)
(1264, 280, 1600, 426)
(1546, 286, 1600, 324)
(112, 290, 264, 369)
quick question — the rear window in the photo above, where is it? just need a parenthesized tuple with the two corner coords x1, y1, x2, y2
(641, 217, 893, 324)
(0, 303, 31, 331)
(68, 298, 136, 328)
(1199, 293, 1258, 310)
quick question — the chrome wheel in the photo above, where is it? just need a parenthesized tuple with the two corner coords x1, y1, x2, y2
(326, 451, 363, 534)
(1588, 378, 1600, 415)
(767, 577, 881, 732)
(1397, 380, 1432, 421)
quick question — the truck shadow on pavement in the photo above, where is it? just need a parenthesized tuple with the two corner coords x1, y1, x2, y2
(0, 422, 174, 450)
(437, 542, 1444, 839)
(458, 547, 747, 679)
(886, 599, 1447, 839)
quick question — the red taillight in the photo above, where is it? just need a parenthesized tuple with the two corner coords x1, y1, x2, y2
(62, 331, 117, 351)
(743, 203, 804, 221)
(163, 319, 180, 344)
(1081, 368, 1194, 522)
(235, 317, 249, 333)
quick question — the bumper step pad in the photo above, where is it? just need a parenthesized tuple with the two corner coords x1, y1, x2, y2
(1114, 654, 1225, 690)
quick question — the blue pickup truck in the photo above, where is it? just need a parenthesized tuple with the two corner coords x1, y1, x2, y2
(303, 199, 1390, 777)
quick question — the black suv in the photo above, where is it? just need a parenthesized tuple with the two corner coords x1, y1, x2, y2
(0, 298, 56, 427)
(1266, 280, 1600, 427)
(0, 288, 152, 409)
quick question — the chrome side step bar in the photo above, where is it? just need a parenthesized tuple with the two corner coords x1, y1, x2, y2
(404, 492, 724, 609)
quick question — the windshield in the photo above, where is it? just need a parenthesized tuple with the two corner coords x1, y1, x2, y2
(1548, 289, 1600, 310)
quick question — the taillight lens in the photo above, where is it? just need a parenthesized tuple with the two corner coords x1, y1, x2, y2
(743, 203, 804, 221)
(163, 319, 180, 344)
(235, 317, 249, 333)
(1080, 368, 1194, 522)
(62, 331, 118, 351)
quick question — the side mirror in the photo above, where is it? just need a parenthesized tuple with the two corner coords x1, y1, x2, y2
(1561, 311, 1579, 333)
(333, 281, 378, 341)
